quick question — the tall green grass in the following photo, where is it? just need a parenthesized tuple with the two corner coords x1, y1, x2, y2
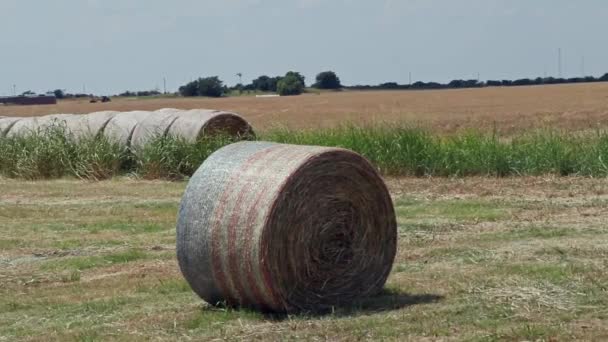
(134, 134, 239, 180)
(0, 125, 237, 180)
(0, 124, 126, 180)
(263, 125, 608, 177)
(2, 124, 608, 179)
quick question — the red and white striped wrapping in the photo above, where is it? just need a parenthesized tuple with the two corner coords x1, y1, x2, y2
(177, 141, 397, 312)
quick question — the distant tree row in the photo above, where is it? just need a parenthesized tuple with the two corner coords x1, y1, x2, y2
(117, 90, 162, 97)
(177, 71, 342, 97)
(143, 70, 608, 99)
(348, 73, 608, 91)
(45, 89, 95, 99)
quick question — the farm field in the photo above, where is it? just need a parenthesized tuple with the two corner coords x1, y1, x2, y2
(1, 177, 607, 340)
(2, 82, 608, 134)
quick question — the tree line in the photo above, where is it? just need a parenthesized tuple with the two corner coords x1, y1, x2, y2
(178, 71, 342, 97)
(348, 73, 608, 91)
(38, 70, 608, 100)
(176, 70, 608, 98)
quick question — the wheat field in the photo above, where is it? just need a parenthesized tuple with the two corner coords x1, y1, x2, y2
(2, 82, 608, 134)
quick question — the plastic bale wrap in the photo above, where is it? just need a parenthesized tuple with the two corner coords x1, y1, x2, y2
(176, 141, 397, 313)
(5, 114, 74, 137)
(0, 117, 22, 137)
(102, 111, 154, 147)
(63, 111, 118, 140)
(168, 109, 254, 143)
(130, 109, 181, 150)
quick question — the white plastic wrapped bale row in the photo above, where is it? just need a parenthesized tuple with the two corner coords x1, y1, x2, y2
(102, 111, 154, 147)
(155, 108, 181, 114)
(0, 117, 22, 137)
(129, 109, 181, 150)
(5, 114, 74, 137)
(177, 141, 397, 313)
(168, 109, 254, 143)
(63, 111, 118, 140)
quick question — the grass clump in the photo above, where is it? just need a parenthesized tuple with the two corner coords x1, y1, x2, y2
(0, 125, 238, 180)
(263, 125, 608, 177)
(134, 134, 237, 179)
(3, 123, 608, 179)
(0, 123, 125, 180)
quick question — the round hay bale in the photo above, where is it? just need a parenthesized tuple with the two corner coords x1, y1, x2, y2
(177, 141, 397, 313)
(64, 111, 118, 140)
(130, 110, 180, 149)
(168, 109, 254, 143)
(155, 108, 181, 113)
(0, 117, 22, 137)
(6, 114, 73, 137)
(102, 111, 154, 146)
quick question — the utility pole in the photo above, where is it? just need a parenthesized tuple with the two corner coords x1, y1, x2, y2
(558, 48, 562, 78)
(13, 84, 16, 96)
(163, 77, 167, 94)
(408, 72, 412, 85)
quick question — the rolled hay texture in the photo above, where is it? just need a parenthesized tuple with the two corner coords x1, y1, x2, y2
(102, 111, 154, 147)
(63, 111, 118, 140)
(5, 114, 74, 137)
(0, 117, 22, 137)
(168, 109, 254, 143)
(177, 141, 397, 313)
(130, 109, 181, 149)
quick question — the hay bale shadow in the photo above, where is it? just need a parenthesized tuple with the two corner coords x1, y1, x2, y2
(318, 288, 443, 317)
(198, 288, 443, 321)
(257, 288, 444, 320)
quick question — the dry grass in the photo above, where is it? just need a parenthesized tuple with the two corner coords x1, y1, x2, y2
(2, 83, 608, 134)
(1, 176, 607, 340)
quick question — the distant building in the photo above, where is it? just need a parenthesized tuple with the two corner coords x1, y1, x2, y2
(0, 95, 57, 105)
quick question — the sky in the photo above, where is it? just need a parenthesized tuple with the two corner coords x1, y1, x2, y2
(1, 0, 607, 95)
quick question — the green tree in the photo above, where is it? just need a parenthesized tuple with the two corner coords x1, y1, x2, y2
(197, 76, 224, 97)
(178, 81, 199, 97)
(314, 71, 342, 89)
(277, 72, 305, 96)
(53, 89, 65, 99)
(252, 75, 272, 91)
(178, 77, 226, 97)
(268, 76, 282, 92)
(285, 71, 305, 86)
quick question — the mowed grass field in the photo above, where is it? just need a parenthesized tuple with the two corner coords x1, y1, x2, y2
(2, 82, 608, 134)
(1, 177, 608, 340)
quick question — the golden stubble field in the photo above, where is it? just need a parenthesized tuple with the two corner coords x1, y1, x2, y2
(2, 82, 608, 134)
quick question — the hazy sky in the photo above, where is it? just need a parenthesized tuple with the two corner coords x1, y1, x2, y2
(1, 0, 607, 95)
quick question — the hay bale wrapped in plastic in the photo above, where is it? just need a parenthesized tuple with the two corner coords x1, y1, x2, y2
(168, 109, 254, 143)
(130, 109, 181, 149)
(177, 141, 397, 313)
(6, 114, 74, 137)
(0, 117, 22, 137)
(102, 111, 154, 147)
(63, 111, 118, 140)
